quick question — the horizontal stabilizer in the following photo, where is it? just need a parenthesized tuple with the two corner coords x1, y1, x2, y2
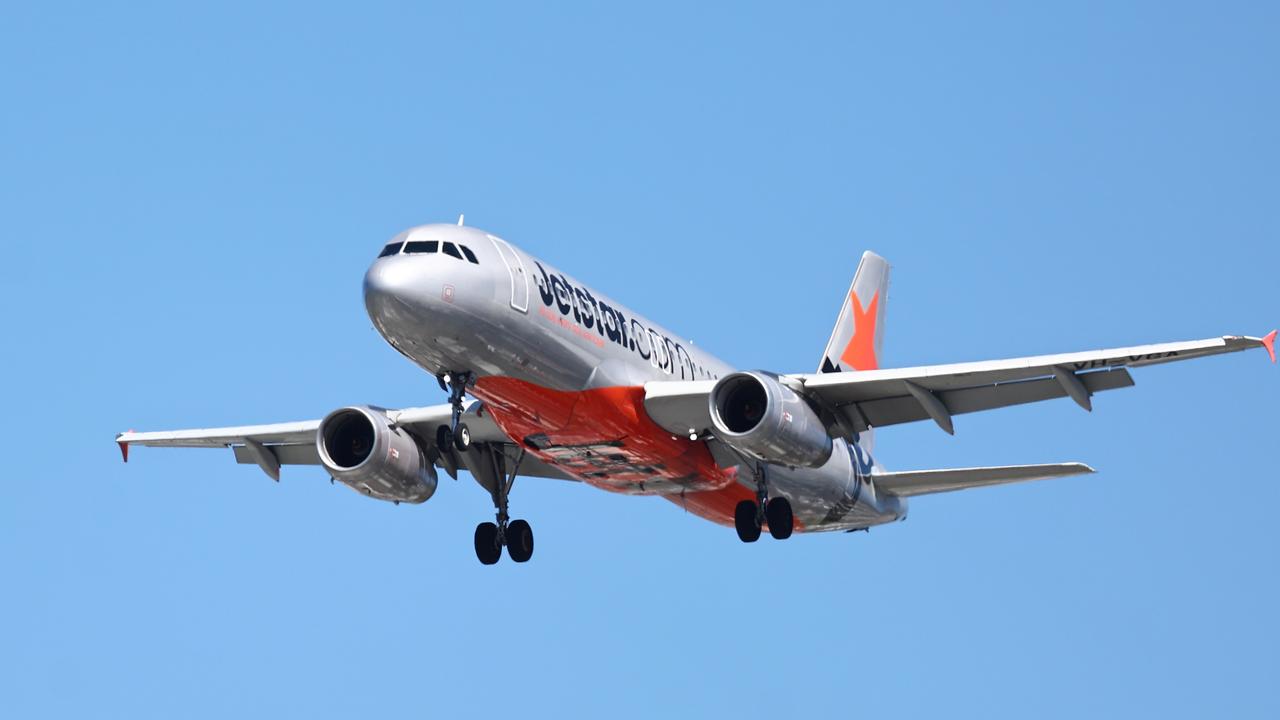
(874, 462, 1095, 497)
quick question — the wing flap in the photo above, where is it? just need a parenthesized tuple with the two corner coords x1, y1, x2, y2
(118, 402, 573, 481)
(115, 403, 507, 451)
(642, 333, 1270, 437)
(797, 335, 1265, 404)
(642, 379, 715, 436)
(233, 443, 321, 466)
(858, 368, 1133, 428)
(875, 462, 1095, 497)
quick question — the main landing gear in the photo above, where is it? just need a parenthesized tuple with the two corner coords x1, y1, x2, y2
(435, 371, 474, 454)
(473, 447, 534, 565)
(734, 462, 794, 543)
(433, 370, 534, 565)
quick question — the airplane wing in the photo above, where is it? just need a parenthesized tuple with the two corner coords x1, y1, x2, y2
(644, 332, 1276, 437)
(872, 463, 1095, 497)
(116, 402, 573, 481)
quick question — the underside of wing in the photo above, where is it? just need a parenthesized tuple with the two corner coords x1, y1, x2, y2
(795, 334, 1272, 435)
(643, 333, 1274, 439)
(874, 463, 1096, 497)
(116, 402, 572, 482)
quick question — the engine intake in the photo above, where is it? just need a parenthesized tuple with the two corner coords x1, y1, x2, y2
(317, 406, 437, 503)
(708, 372, 833, 468)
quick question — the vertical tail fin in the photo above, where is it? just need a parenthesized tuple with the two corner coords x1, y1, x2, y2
(818, 251, 890, 374)
(820, 252, 890, 454)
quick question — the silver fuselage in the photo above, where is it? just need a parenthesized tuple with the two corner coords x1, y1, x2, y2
(364, 224, 905, 532)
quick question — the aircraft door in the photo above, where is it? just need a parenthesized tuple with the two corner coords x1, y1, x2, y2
(487, 235, 530, 312)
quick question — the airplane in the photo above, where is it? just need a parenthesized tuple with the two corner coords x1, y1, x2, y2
(116, 221, 1277, 564)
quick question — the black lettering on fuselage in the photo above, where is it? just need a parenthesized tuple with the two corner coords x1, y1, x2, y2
(648, 329, 670, 370)
(673, 342, 696, 380)
(580, 288, 603, 335)
(534, 262, 555, 306)
(530, 260, 718, 376)
(599, 300, 622, 343)
(550, 274, 572, 315)
(632, 319, 650, 358)
(574, 288, 595, 329)
(558, 274, 580, 322)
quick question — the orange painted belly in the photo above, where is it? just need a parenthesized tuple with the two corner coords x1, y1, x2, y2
(472, 376, 734, 494)
(471, 376, 794, 529)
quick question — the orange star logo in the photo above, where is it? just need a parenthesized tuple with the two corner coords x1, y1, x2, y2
(839, 290, 879, 371)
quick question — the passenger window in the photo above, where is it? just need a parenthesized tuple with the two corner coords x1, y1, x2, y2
(442, 242, 463, 260)
(378, 242, 402, 257)
(405, 240, 439, 254)
(460, 245, 479, 264)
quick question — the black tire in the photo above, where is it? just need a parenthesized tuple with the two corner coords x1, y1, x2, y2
(454, 423, 472, 452)
(734, 500, 761, 543)
(474, 522, 501, 565)
(507, 519, 534, 562)
(436, 425, 454, 452)
(766, 496, 794, 540)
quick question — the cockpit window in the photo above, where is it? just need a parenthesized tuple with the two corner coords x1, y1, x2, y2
(395, 239, 477, 264)
(404, 240, 439, 254)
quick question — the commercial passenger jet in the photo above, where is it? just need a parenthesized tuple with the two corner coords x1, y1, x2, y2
(116, 222, 1277, 564)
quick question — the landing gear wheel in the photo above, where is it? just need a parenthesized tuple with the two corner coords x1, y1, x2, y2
(506, 519, 534, 562)
(734, 500, 762, 543)
(436, 425, 454, 452)
(453, 423, 472, 452)
(766, 496, 794, 540)
(474, 522, 501, 565)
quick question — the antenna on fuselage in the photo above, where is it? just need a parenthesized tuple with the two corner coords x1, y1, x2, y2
(457, 214, 465, 226)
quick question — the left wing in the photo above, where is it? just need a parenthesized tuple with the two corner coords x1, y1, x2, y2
(117, 402, 572, 481)
(645, 332, 1276, 437)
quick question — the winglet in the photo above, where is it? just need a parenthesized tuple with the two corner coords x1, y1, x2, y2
(1262, 330, 1277, 364)
(117, 432, 132, 463)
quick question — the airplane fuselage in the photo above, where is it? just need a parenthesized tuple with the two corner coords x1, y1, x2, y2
(364, 224, 905, 532)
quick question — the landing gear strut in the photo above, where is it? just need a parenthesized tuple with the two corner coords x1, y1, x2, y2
(473, 446, 534, 564)
(435, 371, 474, 453)
(734, 462, 793, 542)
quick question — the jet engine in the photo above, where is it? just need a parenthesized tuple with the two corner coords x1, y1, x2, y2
(316, 405, 438, 503)
(708, 371, 833, 468)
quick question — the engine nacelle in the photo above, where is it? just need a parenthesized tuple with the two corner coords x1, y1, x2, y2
(708, 371, 833, 468)
(316, 405, 438, 503)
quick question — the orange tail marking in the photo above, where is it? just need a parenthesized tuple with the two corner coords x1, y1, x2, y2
(839, 290, 879, 371)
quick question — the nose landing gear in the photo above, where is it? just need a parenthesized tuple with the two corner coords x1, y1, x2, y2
(435, 371, 474, 453)
(734, 462, 794, 542)
(435, 370, 536, 565)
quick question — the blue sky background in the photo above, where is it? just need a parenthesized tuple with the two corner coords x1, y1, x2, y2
(2, 2, 1277, 717)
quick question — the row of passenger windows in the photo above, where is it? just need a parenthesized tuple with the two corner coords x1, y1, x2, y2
(377, 240, 479, 264)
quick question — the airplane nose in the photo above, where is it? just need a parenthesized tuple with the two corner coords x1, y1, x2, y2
(365, 255, 424, 299)
(363, 258, 422, 322)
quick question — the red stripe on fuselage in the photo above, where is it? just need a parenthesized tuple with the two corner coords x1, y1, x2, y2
(472, 376, 754, 527)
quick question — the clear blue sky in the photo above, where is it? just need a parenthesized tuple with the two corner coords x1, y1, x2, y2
(2, 2, 1276, 717)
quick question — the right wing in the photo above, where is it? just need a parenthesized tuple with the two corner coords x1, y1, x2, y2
(795, 333, 1274, 435)
(644, 332, 1276, 438)
(116, 402, 573, 481)
(873, 463, 1095, 497)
